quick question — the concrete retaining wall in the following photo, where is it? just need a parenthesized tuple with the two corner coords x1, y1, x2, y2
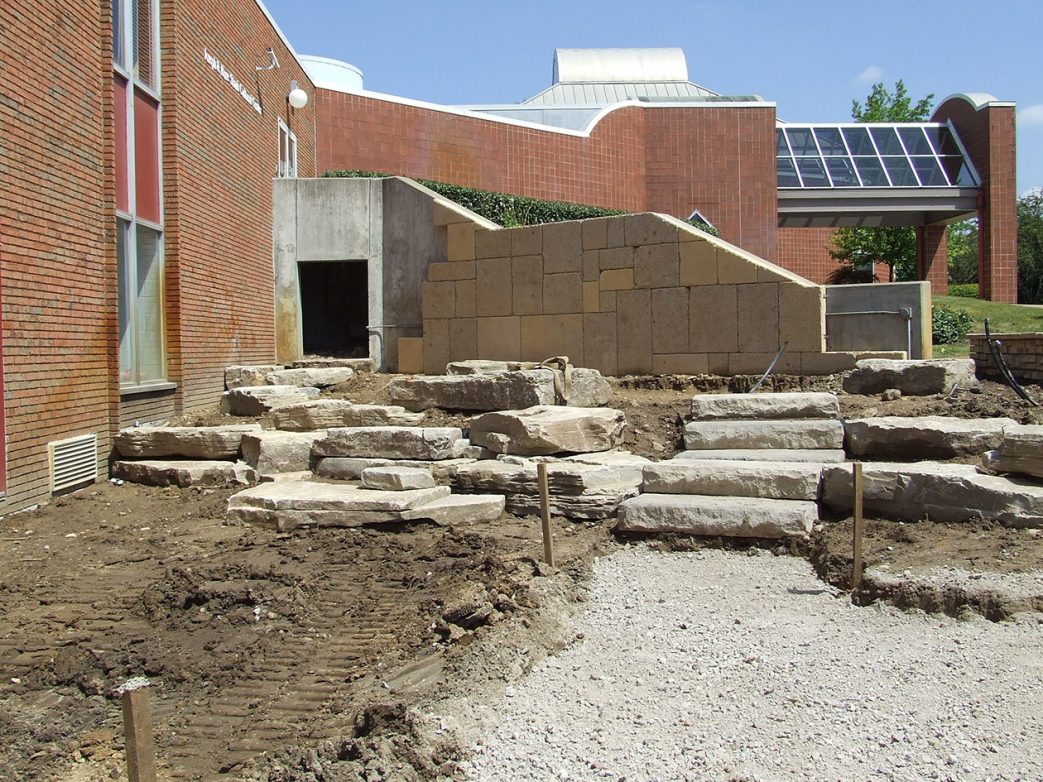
(824, 281, 932, 359)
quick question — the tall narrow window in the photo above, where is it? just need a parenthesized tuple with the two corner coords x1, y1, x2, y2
(114, 0, 165, 387)
(278, 119, 298, 178)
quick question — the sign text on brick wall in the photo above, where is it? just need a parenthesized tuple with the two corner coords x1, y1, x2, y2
(203, 48, 263, 115)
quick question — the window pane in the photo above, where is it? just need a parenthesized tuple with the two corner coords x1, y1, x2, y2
(117, 221, 134, 385)
(852, 157, 889, 187)
(881, 156, 918, 187)
(114, 76, 130, 213)
(134, 89, 161, 223)
(787, 128, 818, 156)
(940, 156, 977, 186)
(842, 127, 875, 156)
(911, 156, 948, 186)
(898, 127, 932, 155)
(870, 127, 904, 155)
(112, 0, 123, 66)
(288, 134, 297, 178)
(775, 129, 789, 156)
(814, 128, 846, 155)
(135, 226, 164, 383)
(132, 0, 155, 89)
(777, 157, 800, 187)
(825, 157, 860, 186)
(926, 126, 961, 156)
(796, 157, 829, 187)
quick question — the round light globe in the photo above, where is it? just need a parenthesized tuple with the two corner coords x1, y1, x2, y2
(288, 86, 308, 109)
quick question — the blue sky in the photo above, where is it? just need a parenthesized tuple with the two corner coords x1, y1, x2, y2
(262, 0, 1042, 193)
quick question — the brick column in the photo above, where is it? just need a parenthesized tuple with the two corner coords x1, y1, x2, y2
(916, 224, 948, 295)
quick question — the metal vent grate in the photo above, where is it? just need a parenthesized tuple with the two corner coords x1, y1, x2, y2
(48, 433, 98, 494)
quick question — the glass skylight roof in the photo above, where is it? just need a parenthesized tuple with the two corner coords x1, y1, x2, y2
(776, 124, 979, 189)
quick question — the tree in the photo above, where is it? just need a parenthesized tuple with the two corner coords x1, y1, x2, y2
(1019, 190, 1043, 303)
(831, 80, 935, 283)
(947, 218, 978, 285)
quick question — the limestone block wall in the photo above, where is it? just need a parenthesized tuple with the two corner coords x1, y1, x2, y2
(970, 333, 1043, 385)
(407, 212, 847, 377)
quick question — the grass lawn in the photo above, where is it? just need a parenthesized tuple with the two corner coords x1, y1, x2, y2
(932, 295, 1043, 357)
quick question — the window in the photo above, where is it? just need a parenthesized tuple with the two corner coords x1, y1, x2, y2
(114, 0, 165, 387)
(278, 119, 298, 178)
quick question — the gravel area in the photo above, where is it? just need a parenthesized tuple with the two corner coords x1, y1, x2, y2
(462, 547, 1043, 782)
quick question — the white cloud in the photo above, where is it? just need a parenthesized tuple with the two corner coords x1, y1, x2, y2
(1018, 104, 1043, 127)
(855, 65, 884, 84)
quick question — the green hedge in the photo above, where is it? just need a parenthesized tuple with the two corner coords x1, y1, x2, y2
(932, 305, 973, 344)
(948, 283, 979, 299)
(323, 169, 623, 227)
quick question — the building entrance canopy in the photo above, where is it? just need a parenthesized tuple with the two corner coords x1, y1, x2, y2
(776, 123, 980, 228)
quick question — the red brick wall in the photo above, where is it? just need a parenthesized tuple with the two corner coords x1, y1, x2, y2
(316, 93, 778, 259)
(932, 96, 1018, 302)
(158, 0, 317, 415)
(777, 228, 839, 283)
(0, 1, 118, 511)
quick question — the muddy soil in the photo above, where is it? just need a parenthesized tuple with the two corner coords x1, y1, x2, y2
(4, 370, 1043, 780)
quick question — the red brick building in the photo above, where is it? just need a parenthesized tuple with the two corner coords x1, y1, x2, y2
(0, 8, 1017, 513)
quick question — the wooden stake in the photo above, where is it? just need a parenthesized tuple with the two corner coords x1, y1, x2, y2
(536, 462, 556, 568)
(122, 685, 157, 782)
(850, 461, 865, 591)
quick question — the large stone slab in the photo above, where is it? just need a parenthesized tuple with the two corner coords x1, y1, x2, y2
(399, 494, 505, 525)
(240, 431, 323, 475)
(270, 400, 423, 431)
(388, 371, 555, 412)
(291, 357, 373, 372)
(982, 424, 1043, 479)
(689, 392, 839, 421)
(452, 457, 644, 495)
(361, 466, 436, 491)
(114, 424, 261, 459)
(843, 359, 978, 395)
(225, 365, 282, 390)
(505, 482, 640, 521)
(469, 406, 626, 456)
(821, 461, 1043, 527)
(683, 420, 844, 451)
(616, 494, 816, 538)
(642, 461, 824, 501)
(312, 426, 464, 460)
(314, 456, 475, 483)
(266, 367, 354, 388)
(446, 360, 513, 375)
(221, 385, 320, 416)
(113, 460, 257, 488)
(671, 449, 847, 463)
(844, 416, 1015, 459)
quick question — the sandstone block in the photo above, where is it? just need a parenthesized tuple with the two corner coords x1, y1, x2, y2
(271, 400, 423, 431)
(736, 284, 779, 353)
(469, 406, 625, 456)
(653, 354, 709, 376)
(266, 367, 354, 388)
(361, 466, 437, 491)
(477, 316, 521, 360)
(634, 243, 679, 288)
(475, 258, 513, 316)
(388, 371, 555, 412)
(510, 225, 542, 256)
(616, 288, 652, 375)
(684, 419, 844, 450)
(843, 359, 978, 396)
(642, 460, 824, 501)
(114, 424, 261, 459)
(113, 460, 257, 488)
(221, 386, 320, 416)
(400, 494, 505, 525)
(315, 456, 477, 483)
(512, 254, 544, 315)
(397, 338, 424, 374)
(240, 431, 323, 475)
(651, 288, 688, 355)
(689, 392, 840, 421)
(599, 268, 634, 291)
(542, 221, 583, 274)
(225, 365, 282, 390)
(543, 272, 582, 314)
(624, 213, 677, 246)
(617, 494, 816, 538)
(689, 285, 737, 354)
(313, 426, 464, 460)
(422, 280, 457, 319)
(446, 360, 513, 375)
(671, 448, 846, 463)
(679, 240, 717, 286)
(475, 228, 510, 259)
(447, 221, 476, 261)
(290, 358, 373, 372)
(843, 416, 1015, 459)
(582, 218, 609, 251)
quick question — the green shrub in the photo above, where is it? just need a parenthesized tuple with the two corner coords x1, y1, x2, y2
(323, 169, 623, 226)
(932, 305, 973, 344)
(948, 283, 979, 298)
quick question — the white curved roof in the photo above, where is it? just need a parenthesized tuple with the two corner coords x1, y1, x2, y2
(553, 48, 688, 83)
(299, 55, 364, 91)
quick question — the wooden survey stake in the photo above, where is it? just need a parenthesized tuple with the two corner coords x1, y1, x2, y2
(850, 461, 865, 591)
(536, 462, 556, 567)
(122, 685, 157, 782)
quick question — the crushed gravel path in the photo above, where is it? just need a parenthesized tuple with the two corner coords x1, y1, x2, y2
(462, 547, 1043, 782)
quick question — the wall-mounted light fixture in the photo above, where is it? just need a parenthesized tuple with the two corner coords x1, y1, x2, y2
(288, 80, 308, 109)
(256, 48, 279, 72)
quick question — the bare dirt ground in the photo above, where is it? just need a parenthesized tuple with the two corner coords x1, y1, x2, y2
(2, 371, 1042, 780)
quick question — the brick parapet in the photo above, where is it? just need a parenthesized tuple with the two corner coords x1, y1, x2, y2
(970, 332, 1043, 385)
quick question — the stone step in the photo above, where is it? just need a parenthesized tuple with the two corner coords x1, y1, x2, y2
(113, 460, 257, 488)
(313, 426, 465, 461)
(270, 400, 423, 431)
(505, 481, 639, 521)
(683, 419, 843, 451)
(314, 456, 475, 483)
(266, 367, 354, 387)
(984, 424, 1043, 479)
(452, 456, 646, 495)
(671, 448, 847, 463)
(361, 466, 436, 491)
(821, 461, 1043, 526)
(843, 358, 977, 396)
(616, 494, 816, 538)
(643, 460, 824, 501)
(291, 357, 373, 372)
(689, 392, 839, 421)
(983, 450, 1043, 480)
(114, 424, 261, 459)
(470, 406, 626, 456)
(240, 431, 323, 476)
(221, 385, 320, 416)
(400, 494, 505, 525)
(225, 365, 283, 390)
(843, 415, 1015, 459)
(388, 368, 611, 412)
